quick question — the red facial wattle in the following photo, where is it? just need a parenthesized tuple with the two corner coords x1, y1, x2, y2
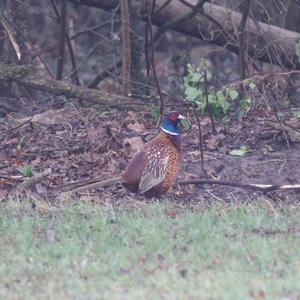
(170, 112, 179, 121)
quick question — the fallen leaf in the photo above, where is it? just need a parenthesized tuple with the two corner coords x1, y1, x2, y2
(249, 290, 265, 299)
(206, 136, 219, 150)
(127, 122, 145, 132)
(87, 128, 99, 140)
(5, 138, 19, 145)
(229, 146, 252, 156)
(211, 256, 223, 265)
(123, 136, 143, 153)
(164, 209, 180, 217)
(28, 109, 67, 125)
(204, 165, 220, 179)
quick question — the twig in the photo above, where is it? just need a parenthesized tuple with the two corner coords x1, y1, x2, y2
(87, 59, 122, 88)
(0, 174, 23, 180)
(153, 0, 208, 43)
(179, 179, 300, 191)
(121, 0, 131, 95)
(146, 0, 164, 118)
(55, 0, 67, 80)
(265, 86, 290, 148)
(204, 69, 216, 133)
(29, 20, 120, 60)
(238, 0, 252, 79)
(1, 11, 52, 77)
(0, 13, 21, 60)
(50, 0, 80, 85)
(0, 117, 32, 135)
(191, 104, 204, 172)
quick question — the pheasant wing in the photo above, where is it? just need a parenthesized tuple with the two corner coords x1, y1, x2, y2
(138, 155, 169, 194)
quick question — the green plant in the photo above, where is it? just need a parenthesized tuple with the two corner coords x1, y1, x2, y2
(183, 64, 239, 118)
(229, 145, 252, 156)
(149, 105, 161, 120)
(18, 165, 34, 177)
(295, 39, 300, 63)
(183, 63, 257, 118)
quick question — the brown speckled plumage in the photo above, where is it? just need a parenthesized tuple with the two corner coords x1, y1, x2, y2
(122, 131, 182, 197)
(61, 113, 185, 198)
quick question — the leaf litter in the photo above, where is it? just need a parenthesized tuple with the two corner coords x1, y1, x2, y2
(0, 106, 300, 203)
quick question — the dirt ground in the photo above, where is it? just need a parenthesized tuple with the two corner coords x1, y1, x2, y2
(1, 103, 300, 203)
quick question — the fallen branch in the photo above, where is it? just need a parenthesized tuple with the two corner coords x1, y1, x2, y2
(0, 64, 145, 106)
(68, 0, 300, 69)
(179, 179, 300, 191)
(60, 176, 300, 195)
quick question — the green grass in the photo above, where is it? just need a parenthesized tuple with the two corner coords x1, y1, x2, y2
(0, 199, 300, 300)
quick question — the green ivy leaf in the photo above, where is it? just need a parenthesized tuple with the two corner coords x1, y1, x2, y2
(228, 89, 239, 100)
(219, 98, 230, 114)
(208, 93, 216, 103)
(293, 111, 300, 118)
(295, 39, 300, 63)
(191, 72, 202, 83)
(185, 87, 201, 101)
(248, 82, 256, 90)
(229, 146, 251, 156)
(216, 90, 225, 101)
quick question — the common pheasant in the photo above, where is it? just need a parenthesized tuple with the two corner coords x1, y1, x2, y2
(62, 112, 186, 198)
(122, 112, 184, 197)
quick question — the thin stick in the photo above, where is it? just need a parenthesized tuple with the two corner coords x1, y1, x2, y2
(204, 69, 216, 133)
(146, 0, 164, 118)
(55, 0, 67, 80)
(179, 179, 300, 191)
(191, 104, 204, 171)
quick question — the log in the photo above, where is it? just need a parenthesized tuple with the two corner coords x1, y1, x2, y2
(0, 64, 144, 106)
(68, 0, 300, 69)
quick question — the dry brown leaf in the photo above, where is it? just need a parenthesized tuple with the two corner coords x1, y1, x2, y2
(204, 165, 220, 179)
(123, 136, 143, 153)
(249, 290, 265, 299)
(200, 117, 212, 126)
(19, 108, 74, 125)
(87, 128, 99, 140)
(206, 136, 219, 150)
(127, 122, 145, 132)
(107, 161, 117, 174)
(211, 256, 223, 265)
(5, 137, 19, 145)
(164, 209, 180, 217)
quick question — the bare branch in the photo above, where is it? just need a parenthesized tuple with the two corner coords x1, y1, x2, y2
(56, 0, 67, 80)
(51, 0, 80, 85)
(121, 0, 131, 95)
(238, 0, 252, 79)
